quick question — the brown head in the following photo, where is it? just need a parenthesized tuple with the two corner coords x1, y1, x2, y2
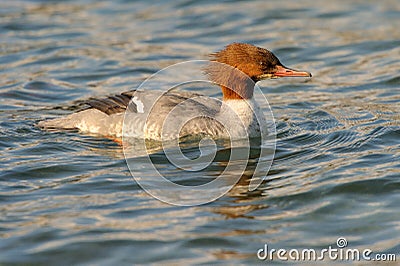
(207, 43, 311, 100)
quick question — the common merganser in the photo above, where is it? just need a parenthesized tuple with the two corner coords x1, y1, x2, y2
(38, 43, 311, 140)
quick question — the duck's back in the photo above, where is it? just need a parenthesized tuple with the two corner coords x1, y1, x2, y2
(38, 90, 224, 139)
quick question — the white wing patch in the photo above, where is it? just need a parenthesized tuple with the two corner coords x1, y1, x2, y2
(132, 96, 144, 113)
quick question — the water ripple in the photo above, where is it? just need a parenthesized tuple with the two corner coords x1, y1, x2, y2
(0, 0, 399, 264)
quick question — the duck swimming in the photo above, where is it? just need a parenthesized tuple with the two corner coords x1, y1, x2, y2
(38, 43, 311, 140)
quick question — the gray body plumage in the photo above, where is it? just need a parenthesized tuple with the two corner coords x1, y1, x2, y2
(38, 90, 245, 140)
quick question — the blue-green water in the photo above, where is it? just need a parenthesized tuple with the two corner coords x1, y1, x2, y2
(1, 0, 399, 264)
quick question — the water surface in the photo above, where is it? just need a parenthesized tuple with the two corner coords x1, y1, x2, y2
(1, 0, 399, 264)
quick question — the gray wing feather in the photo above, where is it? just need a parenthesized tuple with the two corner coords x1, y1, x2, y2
(86, 89, 216, 116)
(87, 92, 133, 115)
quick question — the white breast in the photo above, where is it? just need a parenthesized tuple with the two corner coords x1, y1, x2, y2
(217, 98, 267, 139)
